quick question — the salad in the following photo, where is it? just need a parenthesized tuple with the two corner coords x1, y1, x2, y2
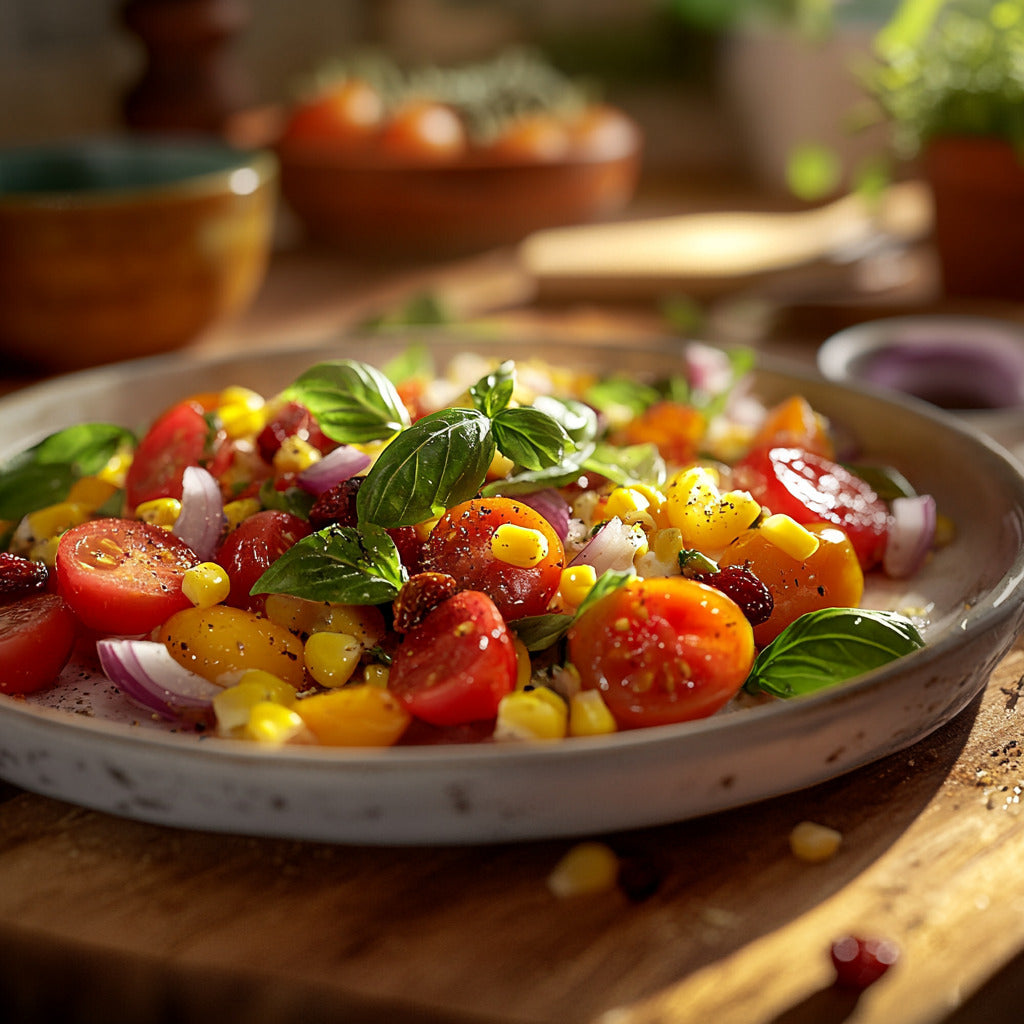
(0, 343, 937, 748)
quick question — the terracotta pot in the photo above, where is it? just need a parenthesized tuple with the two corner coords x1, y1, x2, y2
(924, 136, 1024, 300)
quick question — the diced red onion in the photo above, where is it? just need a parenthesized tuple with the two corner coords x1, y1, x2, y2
(569, 517, 645, 575)
(685, 342, 733, 396)
(883, 494, 936, 579)
(296, 445, 371, 496)
(97, 638, 222, 720)
(172, 465, 225, 561)
(516, 489, 571, 542)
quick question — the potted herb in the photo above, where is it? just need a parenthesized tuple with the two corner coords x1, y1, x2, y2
(865, 0, 1024, 299)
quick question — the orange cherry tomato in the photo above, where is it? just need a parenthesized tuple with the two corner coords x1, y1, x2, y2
(377, 101, 467, 163)
(567, 577, 755, 729)
(281, 79, 384, 147)
(616, 400, 706, 467)
(718, 522, 864, 647)
(750, 396, 834, 458)
(568, 104, 638, 160)
(482, 113, 571, 163)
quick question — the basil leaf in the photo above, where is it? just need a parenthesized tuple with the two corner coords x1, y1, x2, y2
(382, 343, 434, 385)
(469, 360, 515, 417)
(251, 523, 404, 605)
(585, 376, 661, 418)
(583, 441, 667, 487)
(258, 480, 315, 519)
(356, 407, 496, 527)
(510, 613, 574, 652)
(745, 607, 926, 698)
(532, 395, 598, 445)
(575, 568, 635, 619)
(480, 441, 597, 497)
(286, 360, 411, 444)
(492, 407, 572, 472)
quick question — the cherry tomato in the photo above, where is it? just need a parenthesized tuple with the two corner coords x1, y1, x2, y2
(616, 400, 706, 466)
(216, 510, 312, 613)
(420, 497, 565, 619)
(481, 114, 571, 163)
(567, 576, 755, 729)
(124, 400, 224, 510)
(281, 79, 384, 148)
(0, 594, 77, 695)
(55, 518, 200, 636)
(377, 101, 467, 163)
(719, 522, 864, 646)
(734, 446, 889, 569)
(750, 396, 834, 458)
(255, 401, 333, 464)
(568, 104, 638, 160)
(387, 589, 517, 727)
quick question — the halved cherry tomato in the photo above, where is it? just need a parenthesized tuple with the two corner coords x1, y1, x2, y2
(719, 522, 864, 647)
(0, 594, 77, 694)
(567, 577, 755, 729)
(124, 400, 225, 510)
(55, 518, 200, 635)
(733, 446, 889, 569)
(420, 497, 565, 619)
(216, 510, 312, 613)
(387, 589, 517, 727)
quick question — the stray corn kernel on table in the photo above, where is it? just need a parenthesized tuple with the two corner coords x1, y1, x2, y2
(3, 216, 1024, 1024)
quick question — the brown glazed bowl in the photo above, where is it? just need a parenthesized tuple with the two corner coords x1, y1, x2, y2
(0, 137, 277, 371)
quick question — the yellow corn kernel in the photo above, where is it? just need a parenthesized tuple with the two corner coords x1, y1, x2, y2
(363, 663, 390, 688)
(223, 497, 262, 532)
(66, 475, 118, 511)
(304, 631, 363, 688)
(547, 841, 620, 898)
(265, 594, 384, 647)
(494, 686, 568, 741)
(513, 637, 533, 690)
(244, 701, 306, 745)
(486, 450, 516, 481)
(568, 690, 618, 737)
(652, 526, 685, 565)
(24, 502, 90, 545)
(414, 516, 441, 543)
(28, 537, 61, 567)
(490, 522, 549, 568)
(273, 435, 322, 475)
(559, 563, 597, 609)
(216, 386, 266, 439)
(135, 497, 181, 527)
(604, 486, 650, 521)
(296, 685, 411, 747)
(665, 467, 761, 550)
(182, 562, 231, 608)
(789, 820, 843, 863)
(213, 672, 296, 733)
(760, 513, 820, 561)
(97, 451, 132, 488)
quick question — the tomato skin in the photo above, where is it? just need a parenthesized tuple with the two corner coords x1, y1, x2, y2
(420, 497, 565, 620)
(0, 594, 77, 694)
(281, 79, 384, 148)
(216, 510, 312, 613)
(377, 101, 467, 163)
(388, 590, 517, 727)
(56, 518, 200, 636)
(719, 522, 864, 647)
(567, 577, 755, 730)
(734, 446, 889, 569)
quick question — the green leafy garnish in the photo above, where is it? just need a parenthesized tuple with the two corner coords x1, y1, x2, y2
(258, 479, 316, 519)
(492, 407, 573, 472)
(251, 523, 405, 605)
(745, 607, 926, 698)
(469, 360, 516, 417)
(583, 441, 667, 488)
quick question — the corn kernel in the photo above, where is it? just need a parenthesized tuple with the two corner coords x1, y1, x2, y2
(494, 686, 568, 741)
(304, 631, 363, 688)
(223, 497, 262, 532)
(414, 517, 441, 543)
(66, 475, 118, 511)
(604, 486, 650, 521)
(216, 386, 266, 439)
(212, 674, 296, 734)
(135, 497, 181, 527)
(665, 467, 761, 550)
(547, 841, 620, 898)
(273, 435, 322, 475)
(789, 820, 843, 863)
(296, 685, 411, 747)
(244, 702, 306, 745)
(182, 562, 231, 608)
(486, 451, 516, 481)
(28, 537, 62, 567)
(568, 690, 618, 737)
(653, 527, 685, 564)
(97, 451, 132, 488)
(760, 513, 820, 561)
(264, 594, 384, 646)
(363, 663, 390, 688)
(559, 564, 597, 609)
(25, 501, 89, 542)
(513, 637, 533, 690)
(490, 523, 549, 568)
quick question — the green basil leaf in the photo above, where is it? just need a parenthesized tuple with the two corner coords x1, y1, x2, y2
(286, 359, 411, 444)
(575, 568, 635, 619)
(251, 523, 404, 605)
(258, 480, 315, 519)
(532, 395, 598, 445)
(846, 462, 916, 502)
(469, 360, 515, 417)
(382, 343, 434, 385)
(35, 423, 135, 473)
(510, 613, 574, 652)
(583, 441, 667, 487)
(479, 441, 597, 497)
(492, 407, 572, 472)
(356, 407, 495, 527)
(585, 376, 661, 418)
(745, 607, 926, 698)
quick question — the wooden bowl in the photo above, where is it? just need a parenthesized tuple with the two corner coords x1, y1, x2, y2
(0, 138, 278, 371)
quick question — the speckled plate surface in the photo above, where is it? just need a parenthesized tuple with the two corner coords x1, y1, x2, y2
(1, 335, 1023, 845)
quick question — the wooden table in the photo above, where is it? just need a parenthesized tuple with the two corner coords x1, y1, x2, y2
(3, 209, 1024, 1024)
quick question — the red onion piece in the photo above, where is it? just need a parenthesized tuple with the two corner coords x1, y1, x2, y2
(883, 494, 936, 579)
(172, 466, 225, 561)
(97, 638, 222, 720)
(296, 445, 372, 496)
(516, 489, 571, 541)
(569, 518, 645, 575)
(685, 342, 733, 396)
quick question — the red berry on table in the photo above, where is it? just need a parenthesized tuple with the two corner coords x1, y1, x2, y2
(830, 935, 900, 989)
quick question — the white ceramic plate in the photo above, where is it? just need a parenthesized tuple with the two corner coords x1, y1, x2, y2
(1, 336, 1023, 845)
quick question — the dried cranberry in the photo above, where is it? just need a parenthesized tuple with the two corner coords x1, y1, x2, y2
(830, 935, 899, 990)
(308, 478, 362, 531)
(393, 572, 460, 633)
(0, 553, 49, 600)
(692, 564, 773, 626)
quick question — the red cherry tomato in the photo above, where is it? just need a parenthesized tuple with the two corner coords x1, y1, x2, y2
(420, 497, 565, 619)
(377, 101, 467, 163)
(216, 510, 312, 613)
(387, 590, 517, 727)
(0, 594, 77, 695)
(567, 577, 755, 730)
(124, 400, 222, 510)
(281, 79, 384, 148)
(55, 518, 200, 635)
(734, 446, 889, 569)
(255, 401, 334, 464)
